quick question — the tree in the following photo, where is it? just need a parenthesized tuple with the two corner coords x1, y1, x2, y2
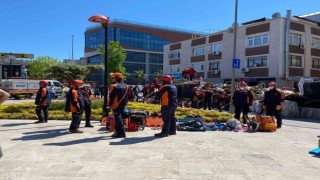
(28, 56, 59, 79)
(154, 69, 163, 80)
(45, 64, 104, 82)
(134, 70, 145, 84)
(97, 41, 127, 82)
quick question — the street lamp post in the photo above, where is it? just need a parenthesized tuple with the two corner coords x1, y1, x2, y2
(88, 15, 110, 117)
(229, 0, 238, 114)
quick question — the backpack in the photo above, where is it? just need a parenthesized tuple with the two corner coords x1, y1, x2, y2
(46, 87, 53, 105)
(65, 90, 72, 112)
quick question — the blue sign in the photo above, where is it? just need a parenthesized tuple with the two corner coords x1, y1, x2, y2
(232, 58, 240, 69)
(165, 73, 182, 79)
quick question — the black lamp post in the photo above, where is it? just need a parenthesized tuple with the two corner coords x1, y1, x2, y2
(88, 15, 110, 117)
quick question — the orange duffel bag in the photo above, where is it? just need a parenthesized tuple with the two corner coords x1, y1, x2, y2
(255, 115, 276, 131)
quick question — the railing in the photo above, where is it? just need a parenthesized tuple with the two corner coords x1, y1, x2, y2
(86, 19, 208, 35)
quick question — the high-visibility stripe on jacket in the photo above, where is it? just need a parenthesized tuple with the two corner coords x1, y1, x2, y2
(108, 82, 128, 110)
(155, 84, 178, 106)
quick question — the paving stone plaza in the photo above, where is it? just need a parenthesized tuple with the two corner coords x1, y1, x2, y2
(0, 119, 319, 180)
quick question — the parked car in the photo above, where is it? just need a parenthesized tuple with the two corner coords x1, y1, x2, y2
(46, 80, 63, 98)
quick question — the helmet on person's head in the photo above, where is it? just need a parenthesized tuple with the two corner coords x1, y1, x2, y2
(72, 80, 84, 87)
(239, 81, 247, 87)
(268, 81, 277, 88)
(162, 75, 172, 82)
(193, 87, 198, 91)
(39, 80, 48, 86)
(111, 72, 123, 79)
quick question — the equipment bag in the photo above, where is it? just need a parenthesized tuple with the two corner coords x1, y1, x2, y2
(46, 87, 53, 105)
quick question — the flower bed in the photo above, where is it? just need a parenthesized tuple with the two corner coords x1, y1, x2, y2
(0, 100, 232, 122)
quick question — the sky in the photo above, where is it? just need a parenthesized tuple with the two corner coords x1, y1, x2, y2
(0, 0, 319, 61)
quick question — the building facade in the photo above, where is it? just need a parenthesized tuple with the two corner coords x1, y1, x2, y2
(0, 53, 32, 81)
(84, 19, 201, 85)
(163, 13, 320, 87)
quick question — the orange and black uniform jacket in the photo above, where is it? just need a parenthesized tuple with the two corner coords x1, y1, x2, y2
(35, 87, 47, 106)
(264, 88, 285, 107)
(108, 82, 128, 110)
(155, 84, 178, 106)
(232, 89, 254, 106)
(70, 89, 81, 112)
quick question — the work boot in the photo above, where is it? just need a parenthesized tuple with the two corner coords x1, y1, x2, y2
(111, 132, 126, 138)
(169, 132, 176, 135)
(44, 120, 48, 123)
(154, 133, 169, 138)
(69, 129, 83, 133)
(34, 120, 44, 124)
(85, 124, 94, 128)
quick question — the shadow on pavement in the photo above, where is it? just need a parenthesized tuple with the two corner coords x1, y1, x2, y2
(1, 122, 35, 127)
(43, 136, 108, 146)
(12, 128, 69, 141)
(109, 136, 156, 146)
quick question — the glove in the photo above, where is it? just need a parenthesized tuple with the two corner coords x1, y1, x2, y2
(276, 105, 282, 110)
(263, 105, 266, 110)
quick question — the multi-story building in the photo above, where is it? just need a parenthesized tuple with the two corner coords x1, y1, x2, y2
(84, 19, 202, 85)
(164, 12, 320, 87)
(0, 53, 32, 80)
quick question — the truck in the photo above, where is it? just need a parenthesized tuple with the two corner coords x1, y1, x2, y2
(0, 79, 39, 99)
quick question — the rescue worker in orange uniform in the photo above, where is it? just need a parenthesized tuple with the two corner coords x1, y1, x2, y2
(154, 75, 178, 137)
(67, 80, 85, 133)
(108, 72, 128, 138)
(232, 81, 254, 126)
(34, 80, 49, 123)
(263, 82, 285, 128)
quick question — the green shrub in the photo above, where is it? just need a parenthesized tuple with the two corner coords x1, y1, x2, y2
(0, 100, 232, 122)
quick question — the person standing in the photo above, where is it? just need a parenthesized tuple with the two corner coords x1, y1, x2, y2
(232, 81, 254, 126)
(190, 86, 198, 108)
(34, 80, 50, 123)
(66, 80, 85, 133)
(154, 75, 178, 137)
(79, 85, 94, 128)
(108, 72, 128, 138)
(203, 87, 213, 110)
(263, 82, 285, 128)
(188, 67, 197, 81)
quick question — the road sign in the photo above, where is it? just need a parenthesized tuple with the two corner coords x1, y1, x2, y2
(0, 52, 34, 59)
(232, 58, 240, 69)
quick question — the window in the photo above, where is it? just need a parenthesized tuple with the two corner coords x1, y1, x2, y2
(312, 37, 320, 49)
(247, 56, 268, 67)
(312, 58, 320, 69)
(289, 33, 303, 46)
(170, 66, 179, 73)
(192, 63, 205, 72)
(123, 63, 146, 73)
(192, 46, 205, 56)
(289, 55, 302, 67)
(88, 55, 103, 64)
(149, 64, 163, 74)
(209, 61, 220, 70)
(149, 53, 163, 64)
(247, 34, 268, 47)
(209, 44, 222, 54)
(169, 51, 180, 59)
(125, 51, 146, 63)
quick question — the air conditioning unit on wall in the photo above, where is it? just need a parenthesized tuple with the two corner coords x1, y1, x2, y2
(241, 68, 250, 73)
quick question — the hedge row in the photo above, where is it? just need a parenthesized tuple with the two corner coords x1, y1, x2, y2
(0, 100, 233, 122)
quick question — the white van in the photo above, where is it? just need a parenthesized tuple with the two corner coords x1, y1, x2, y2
(46, 80, 63, 98)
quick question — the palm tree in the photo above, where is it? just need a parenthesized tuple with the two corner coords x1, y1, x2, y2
(134, 70, 145, 84)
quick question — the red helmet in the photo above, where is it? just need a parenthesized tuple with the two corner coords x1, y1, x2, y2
(193, 87, 198, 91)
(268, 81, 277, 87)
(72, 80, 84, 87)
(239, 81, 247, 87)
(162, 75, 172, 82)
(111, 72, 123, 79)
(39, 80, 48, 86)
